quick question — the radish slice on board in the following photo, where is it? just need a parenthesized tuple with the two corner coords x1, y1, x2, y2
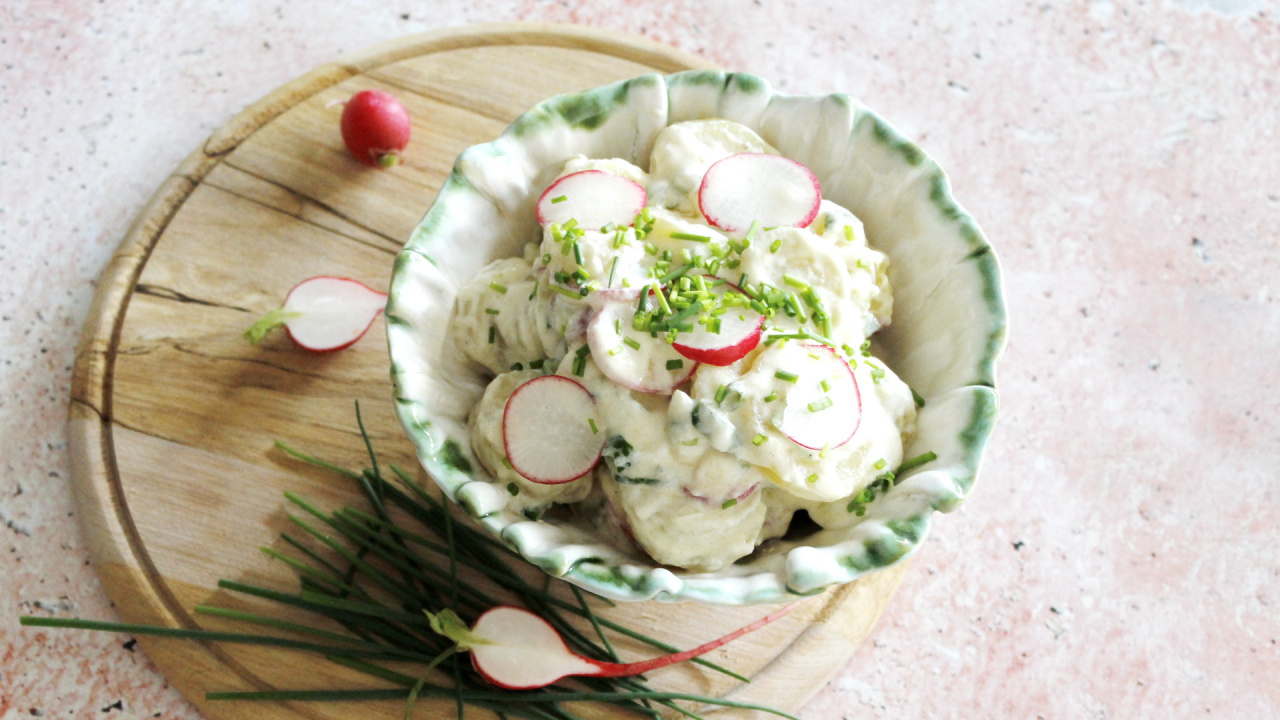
(243, 276, 386, 352)
(775, 343, 862, 450)
(464, 604, 794, 690)
(586, 300, 697, 394)
(698, 153, 822, 234)
(536, 170, 647, 231)
(671, 279, 764, 366)
(502, 375, 605, 484)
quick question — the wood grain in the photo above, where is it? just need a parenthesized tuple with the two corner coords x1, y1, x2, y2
(68, 23, 909, 720)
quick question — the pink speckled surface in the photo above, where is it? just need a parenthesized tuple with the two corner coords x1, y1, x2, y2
(3, 1, 1279, 718)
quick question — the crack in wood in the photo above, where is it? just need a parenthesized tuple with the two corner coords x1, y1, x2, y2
(169, 342, 337, 381)
(209, 165, 403, 255)
(134, 283, 253, 313)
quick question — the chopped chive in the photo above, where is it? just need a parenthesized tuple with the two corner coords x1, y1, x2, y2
(485, 308, 500, 315)
(769, 239, 782, 254)
(528, 280, 539, 300)
(487, 326, 495, 344)
(670, 232, 711, 243)
(745, 220, 761, 243)
(869, 362, 885, 384)
(502, 457, 513, 470)
(911, 387, 926, 407)
(897, 451, 938, 474)
(763, 392, 778, 403)
(541, 253, 552, 265)
(507, 482, 520, 496)
(550, 195, 567, 204)
(681, 438, 699, 446)
(782, 274, 809, 291)
(573, 241, 584, 265)
(820, 379, 831, 392)
(860, 339, 872, 356)
(807, 397, 833, 412)
(752, 434, 768, 446)
(614, 318, 622, 334)
(857, 257, 870, 269)
(575, 344, 591, 359)
(644, 242, 658, 255)
(806, 473, 819, 484)
(528, 358, 544, 370)
(608, 257, 619, 287)
(571, 355, 586, 377)
(510, 362, 523, 371)
(666, 359, 684, 371)
(820, 443, 830, 458)
(842, 343, 856, 356)
(652, 284, 672, 314)
(658, 262, 697, 284)
(844, 224, 854, 241)
(774, 370, 799, 383)
(588, 418, 599, 435)
(721, 498, 738, 509)
(714, 384, 730, 403)
(608, 346, 624, 356)
(874, 458, 887, 470)
(552, 283, 586, 297)
(623, 337, 641, 350)
(488, 281, 508, 294)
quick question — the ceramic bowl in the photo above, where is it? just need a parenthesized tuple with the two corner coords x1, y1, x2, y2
(387, 70, 1006, 604)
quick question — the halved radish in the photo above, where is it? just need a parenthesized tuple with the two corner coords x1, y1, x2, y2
(586, 300, 696, 394)
(466, 604, 794, 690)
(698, 153, 821, 234)
(502, 376, 605, 484)
(671, 278, 764, 366)
(536, 170, 647, 231)
(243, 276, 386, 352)
(774, 344, 862, 450)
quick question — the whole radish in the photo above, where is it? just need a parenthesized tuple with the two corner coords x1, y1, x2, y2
(340, 89, 411, 168)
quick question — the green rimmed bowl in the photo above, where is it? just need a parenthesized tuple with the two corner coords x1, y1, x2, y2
(387, 70, 1006, 605)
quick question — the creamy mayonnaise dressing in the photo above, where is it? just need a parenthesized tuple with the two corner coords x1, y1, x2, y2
(447, 120, 916, 571)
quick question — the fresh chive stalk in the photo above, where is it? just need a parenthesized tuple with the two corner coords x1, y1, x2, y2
(23, 409, 778, 719)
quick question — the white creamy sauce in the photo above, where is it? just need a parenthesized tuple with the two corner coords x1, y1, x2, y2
(447, 120, 917, 572)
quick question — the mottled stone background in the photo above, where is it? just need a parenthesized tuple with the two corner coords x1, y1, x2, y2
(2, 1, 1277, 718)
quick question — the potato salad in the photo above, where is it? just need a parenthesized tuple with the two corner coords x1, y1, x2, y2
(447, 119, 918, 572)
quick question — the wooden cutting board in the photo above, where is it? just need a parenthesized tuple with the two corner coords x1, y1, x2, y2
(66, 23, 909, 720)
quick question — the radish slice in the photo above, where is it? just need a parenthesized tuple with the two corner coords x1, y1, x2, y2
(671, 279, 764, 366)
(243, 276, 386, 352)
(502, 376, 605, 484)
(536, 170, 647, 231)
(467, 604, 794, 690)
(776, 344, 862, 450)
(586, 300, 697, 394)
(698, 153, 821, 234)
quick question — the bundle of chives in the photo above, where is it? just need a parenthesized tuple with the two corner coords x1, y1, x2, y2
(20, 406, 799, 720)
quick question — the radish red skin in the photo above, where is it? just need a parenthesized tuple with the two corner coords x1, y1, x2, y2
(340, 90, 411, 168)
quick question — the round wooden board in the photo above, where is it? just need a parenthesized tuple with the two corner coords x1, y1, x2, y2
(67, 23, 909, 720)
